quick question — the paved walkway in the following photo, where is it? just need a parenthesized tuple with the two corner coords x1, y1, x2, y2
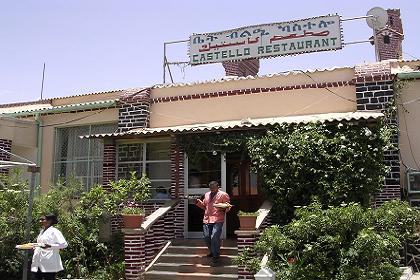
(412, 273, 420, 280)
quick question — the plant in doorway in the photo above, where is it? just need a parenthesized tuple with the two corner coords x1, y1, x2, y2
(238, 210, 259, 230)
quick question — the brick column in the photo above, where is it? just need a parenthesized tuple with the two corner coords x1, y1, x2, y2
(222, 59, 260, 77)
(0, 139, 12, 175)
(235, 230, 260, 280)
(355, 63, 400, 206)
(123, 229, 146, 280)
(117, 89, 151, 133)
(374, 9, 404, 61)
(170, 136, 185, 238)
(102, 140, 116, 189)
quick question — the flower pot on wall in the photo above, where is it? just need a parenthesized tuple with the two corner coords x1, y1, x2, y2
(238, 215, 258, 230)
(122, 214, 144, 229)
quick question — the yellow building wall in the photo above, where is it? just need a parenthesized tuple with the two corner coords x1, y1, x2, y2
(399, 80, 420, 186)
(150, 68, 356, 127)
(0, 118, 37, 147)
(39, 108, 118, 192)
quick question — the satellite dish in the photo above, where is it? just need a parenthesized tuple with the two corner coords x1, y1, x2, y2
(366, 7, 388, 30)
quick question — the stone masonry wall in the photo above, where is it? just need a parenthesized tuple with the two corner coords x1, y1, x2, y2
(376, 9, 404, 61)
(170, 136, 185, 238)
(355, 63, 400, 206)
(0, 139, 12, 175)
(102, 141, 116, 189)
(117, 88, 151, 133)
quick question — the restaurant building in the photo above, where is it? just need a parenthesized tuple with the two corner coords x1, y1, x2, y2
(1, 8, 420, 279)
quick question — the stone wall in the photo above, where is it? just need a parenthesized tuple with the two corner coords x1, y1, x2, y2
(170, 136, 186, 238)
(0, 138, 12, 175)
(117, 89, 151, 132)
(355, 63, 400, 206)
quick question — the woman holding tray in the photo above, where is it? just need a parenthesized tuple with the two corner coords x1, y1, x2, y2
(31, 213, 68, 280)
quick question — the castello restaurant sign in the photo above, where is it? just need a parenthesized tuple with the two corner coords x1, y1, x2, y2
(189, 15, 343, 65)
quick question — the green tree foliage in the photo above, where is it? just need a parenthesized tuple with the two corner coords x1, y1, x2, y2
(0, 172, 126, 279)
(0, 171, 31, 279)
(246, 122, 392, 223)
(250, 201, 419, 280)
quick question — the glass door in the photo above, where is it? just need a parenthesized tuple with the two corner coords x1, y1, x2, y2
(184, 152, 226, 238)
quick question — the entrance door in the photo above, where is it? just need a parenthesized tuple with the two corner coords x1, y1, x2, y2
(226, 153, 262, 237)
(184, 152, 226, 238)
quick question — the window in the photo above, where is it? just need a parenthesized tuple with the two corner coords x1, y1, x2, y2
(117, 140, 171, 199)
(53, 123, 117, 190)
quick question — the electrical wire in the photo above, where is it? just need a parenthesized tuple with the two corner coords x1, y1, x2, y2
(401, 108, 420, 170)
(403, 51, 420, 61)
(291, 69, 357, 103)
(0, 147, 36, 165)
(39, 109, 106, 128)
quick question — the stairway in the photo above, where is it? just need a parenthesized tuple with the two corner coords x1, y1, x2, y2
(145, 239, 238, 280)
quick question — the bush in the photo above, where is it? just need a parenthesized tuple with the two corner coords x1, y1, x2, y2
(246, 122, 392, 223)
(0, 171, 32, 279)
(245, 201, 419, 280)
(0, 173, 125, 279)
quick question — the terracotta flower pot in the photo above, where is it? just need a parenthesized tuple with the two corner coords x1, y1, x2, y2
(238, 215, 257, 230)
(122, 214, 144, 229)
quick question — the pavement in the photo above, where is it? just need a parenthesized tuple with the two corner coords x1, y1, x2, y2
(412, 274, 420, 280)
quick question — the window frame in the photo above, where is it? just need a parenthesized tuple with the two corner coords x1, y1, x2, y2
(116, 138, 172, 197)
(52, 123, 117, 190)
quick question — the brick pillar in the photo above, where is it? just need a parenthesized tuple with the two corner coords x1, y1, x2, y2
(170, 136, 185, 238)
(118, 88, 151, 133)
(236, 230, 260, 280)
(123, 229, 146, 280)
(222, 59, 260, 77)
(0, 139, 12, 175)
(102, 140, 116, 189)
(375, 9, 404, 61)
(164, 210, 175, 240)
(355, 62, 400, 206)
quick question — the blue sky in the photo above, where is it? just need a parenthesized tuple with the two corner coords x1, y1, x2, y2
(0, 1, 419, 104)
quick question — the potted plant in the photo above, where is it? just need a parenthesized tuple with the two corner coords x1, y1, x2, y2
(110, 171, 152, 229)
(238, 210, 259, 230)
(121, 201, 146, 229)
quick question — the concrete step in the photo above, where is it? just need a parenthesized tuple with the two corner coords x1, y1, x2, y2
(172, 239, 237, 247)
(159, 253, 235, 265)
(145, 239, 239, 280)
(166, 245, 238, 256)
(145, 271, 237, 280)
(151, 262, 238, 274)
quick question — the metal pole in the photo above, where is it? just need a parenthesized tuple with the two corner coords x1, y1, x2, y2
(165, 57, 174, 83)
(40, 63, 46, 100)
(162, 39, 189, 84)
(22, 166, 39, 280)
(165, 39, 189, 44)
(343, 39, 374, 46)
(373, 29, 379, 61)
(341, 15, 375, 22)
(163, 43, 167, 83)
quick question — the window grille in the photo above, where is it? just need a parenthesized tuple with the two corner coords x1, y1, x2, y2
(53, 123, 117, 190)
(117, 140, 171, 198)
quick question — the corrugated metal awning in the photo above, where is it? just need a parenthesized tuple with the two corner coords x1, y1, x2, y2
(1, 100, 118, 117)
(81, 111, 383, 139)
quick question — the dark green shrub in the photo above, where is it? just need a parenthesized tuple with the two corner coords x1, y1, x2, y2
(246, 201, 418, 280)
(246, 121, 392, 223)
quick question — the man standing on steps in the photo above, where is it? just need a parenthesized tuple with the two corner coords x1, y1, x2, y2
(196, 181, 231, 265)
